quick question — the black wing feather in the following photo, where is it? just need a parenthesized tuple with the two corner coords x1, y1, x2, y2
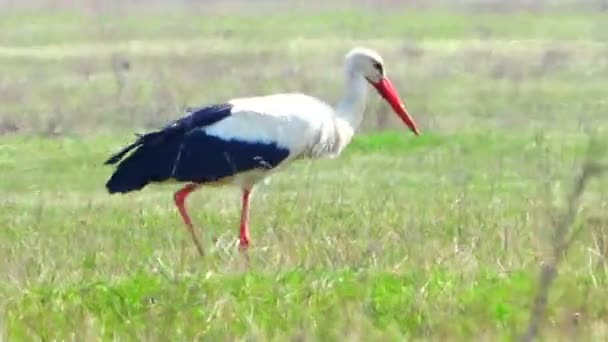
(103, 103, 233, 165)
(104, 103, 233, 193)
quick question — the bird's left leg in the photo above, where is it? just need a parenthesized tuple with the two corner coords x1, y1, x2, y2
(174, 183, 204, 256)
(239, 188, 252, 250)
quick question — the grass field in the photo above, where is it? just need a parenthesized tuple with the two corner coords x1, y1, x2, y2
(2, 2, 608, 340)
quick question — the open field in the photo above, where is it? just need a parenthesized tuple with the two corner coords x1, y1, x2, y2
(2, 2, 608, 340)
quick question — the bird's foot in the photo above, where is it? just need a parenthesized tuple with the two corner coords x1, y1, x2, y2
(238, 239, 250, 268)
(238, 239, 249, 250)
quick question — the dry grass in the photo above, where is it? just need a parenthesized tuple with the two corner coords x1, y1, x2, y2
(522, 138, 607, 341)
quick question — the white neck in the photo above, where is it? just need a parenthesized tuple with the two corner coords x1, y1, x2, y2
(334, 71, 368, 130)
(301, 70, 369, 159)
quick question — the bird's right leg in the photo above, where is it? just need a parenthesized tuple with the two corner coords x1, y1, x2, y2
(174, 183, 205, 256)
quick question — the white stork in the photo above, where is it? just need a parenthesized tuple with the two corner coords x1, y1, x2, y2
(104, 47, 420, 257)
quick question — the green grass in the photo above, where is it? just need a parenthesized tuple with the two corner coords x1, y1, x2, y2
(2, 131, 608, 340)
(1, 9, 607, 46)
(0, 269, 564, 340)
(2, 4, 608, 340)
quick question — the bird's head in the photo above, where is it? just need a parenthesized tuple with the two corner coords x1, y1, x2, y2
(345, 47, 420, 136)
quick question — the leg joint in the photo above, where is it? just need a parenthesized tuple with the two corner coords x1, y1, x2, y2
(174, 183, 198, 206)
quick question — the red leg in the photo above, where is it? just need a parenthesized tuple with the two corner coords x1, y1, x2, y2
(239, 188, 252, 250)
(174, 183, 204, 256)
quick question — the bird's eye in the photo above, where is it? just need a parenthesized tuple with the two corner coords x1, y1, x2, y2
(372, 62, 383, 72)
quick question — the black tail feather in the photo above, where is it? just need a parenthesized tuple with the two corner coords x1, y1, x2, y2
(105, 132, 183, 194)
(104, 139, 142, 165)
(104, 131, 170, 165)
(104, 102, 235, 193)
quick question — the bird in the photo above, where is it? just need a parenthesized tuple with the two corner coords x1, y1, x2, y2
(104, 47, 421, 257)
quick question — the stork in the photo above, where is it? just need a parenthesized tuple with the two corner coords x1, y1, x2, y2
(104, 47, 420, 257)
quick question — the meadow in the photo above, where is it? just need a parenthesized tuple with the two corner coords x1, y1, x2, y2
(1, 2, 608, 340)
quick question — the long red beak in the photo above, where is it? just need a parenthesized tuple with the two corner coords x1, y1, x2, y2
(371, 77, 420, 136)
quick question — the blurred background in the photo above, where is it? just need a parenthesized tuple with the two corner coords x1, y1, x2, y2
(1, 0, 607, 137)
